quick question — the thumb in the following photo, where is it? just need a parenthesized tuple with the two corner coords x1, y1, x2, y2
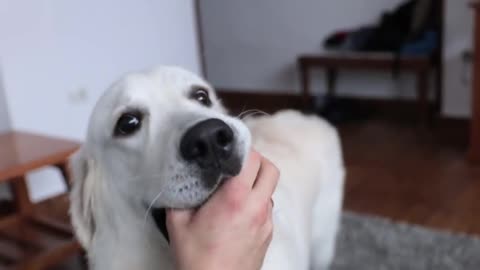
(166, 208, 194, 233)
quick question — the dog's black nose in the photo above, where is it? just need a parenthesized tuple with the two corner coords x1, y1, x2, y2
(180, 119, 235, 169)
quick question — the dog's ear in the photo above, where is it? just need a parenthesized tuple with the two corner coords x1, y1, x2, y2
(69, 148, 97, 249)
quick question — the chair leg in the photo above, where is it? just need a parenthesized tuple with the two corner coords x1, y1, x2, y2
(9, 176, 33, 216)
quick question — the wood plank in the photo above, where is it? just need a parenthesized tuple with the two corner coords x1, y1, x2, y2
(2, 222, 64, 250)
(0, 215, 22, 231)
(16, 241, 81, 270)
(29, 214, 72, 237)
(0, 230, 43, 252)
(0, 238, 34, 264)
(340, 118, 480, 235)
(0, 131, 79, 181)
(22, 223, 68, 249)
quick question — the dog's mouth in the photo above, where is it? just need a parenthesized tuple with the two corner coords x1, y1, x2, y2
(151, 208, 169, 242)
(150, 175, 233, 243)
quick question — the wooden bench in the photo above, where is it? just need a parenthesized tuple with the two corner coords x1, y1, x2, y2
(298, 52, 442, 124)
(0, 131, 81, 270)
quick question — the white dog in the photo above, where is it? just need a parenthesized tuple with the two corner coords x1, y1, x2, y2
(69, 66, 345, 270)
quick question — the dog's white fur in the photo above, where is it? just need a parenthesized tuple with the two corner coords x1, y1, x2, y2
(69, 66, 345, 270)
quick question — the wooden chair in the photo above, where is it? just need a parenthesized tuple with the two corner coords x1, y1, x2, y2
(0, 131, 81, 270)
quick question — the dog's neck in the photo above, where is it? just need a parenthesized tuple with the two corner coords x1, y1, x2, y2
(88, 178, 174, 270)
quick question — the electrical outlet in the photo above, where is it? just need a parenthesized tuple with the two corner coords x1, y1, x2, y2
(461, 50, 473, 86)
(462, 50, 473, 62)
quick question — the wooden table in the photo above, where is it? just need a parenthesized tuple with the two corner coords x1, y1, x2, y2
(298, 52, 441, 124)
(0, 131, 81, 270)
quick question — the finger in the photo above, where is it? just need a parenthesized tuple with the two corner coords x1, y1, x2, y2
(198, 151, 260, 215)
(253, 218, 274, 269)
(252, 157, 280, 198)
(166, 208, 194, 232)
(259, 218, 274, 251)
(255, 232, 273, 270)
(263, 202, 274, 241)
(229, 149, 262, 188)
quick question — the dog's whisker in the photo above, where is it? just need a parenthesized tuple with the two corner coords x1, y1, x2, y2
(237, 109, 256, 119)
(143, 190, 166, 228)
(238, 109, 262, 118)
(247, 109, 270, 117)
(242, 111, 267, 119)
(239, 110, 270, 120)
(238, 109, 270, 119)
(237, 104, 247, 117)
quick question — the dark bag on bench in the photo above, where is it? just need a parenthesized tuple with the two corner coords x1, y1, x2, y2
(324, 0, 438, 54)
(360, 0, 416, 52)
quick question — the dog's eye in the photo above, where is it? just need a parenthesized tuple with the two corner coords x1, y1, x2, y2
(114, 112, 143, 137)
(190, 88, 211, 107)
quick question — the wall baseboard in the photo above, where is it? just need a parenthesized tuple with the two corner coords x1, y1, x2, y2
(218, 89, 419, 116)
(217, 89, 470, 139)
(217, 89, 304, 114)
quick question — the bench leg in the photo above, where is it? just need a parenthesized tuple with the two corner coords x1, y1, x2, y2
(326, 68, 338, 99)
(299, 63, 312, 110)
(416, 70, 429, 125)
(434, 65, 442, 114)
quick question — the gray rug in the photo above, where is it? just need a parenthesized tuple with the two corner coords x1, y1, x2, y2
(332, 212, 480, 270)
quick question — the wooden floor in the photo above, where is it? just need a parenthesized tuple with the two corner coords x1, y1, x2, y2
(25, 116, 480, 268)
(340, 118, 480, 235)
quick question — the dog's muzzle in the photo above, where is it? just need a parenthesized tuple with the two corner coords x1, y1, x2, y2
(180, 118, 242, 187)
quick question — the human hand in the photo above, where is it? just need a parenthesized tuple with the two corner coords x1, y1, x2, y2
(166, 150, 279, 270)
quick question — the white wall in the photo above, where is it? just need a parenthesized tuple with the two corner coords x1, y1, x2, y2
(443, 0, 474, 118)
(0, 67, 10, 132)
(200, 0, 474, 117)
(200, 0, 417, 99)
(0, 0, 201, 201)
